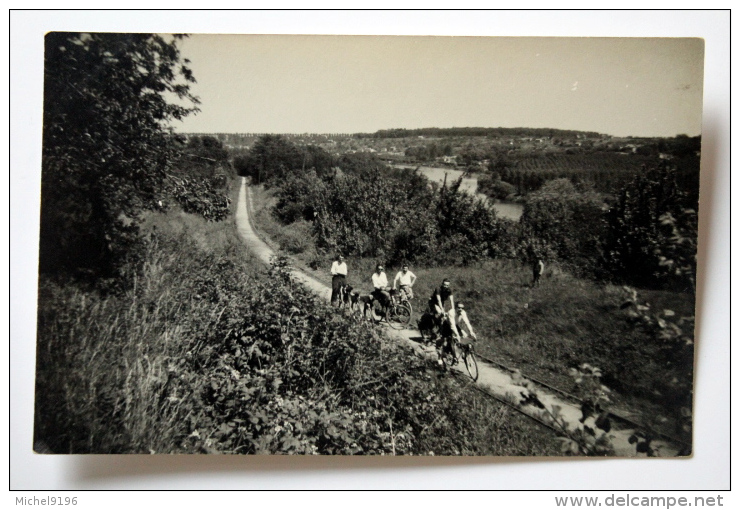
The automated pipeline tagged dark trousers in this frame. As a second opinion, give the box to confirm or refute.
[372,289,390,308]
[331,275,346,305]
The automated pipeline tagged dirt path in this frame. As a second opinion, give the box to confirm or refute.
[235,178,680,457]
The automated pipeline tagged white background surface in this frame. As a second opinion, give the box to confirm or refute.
[9,9,730,493]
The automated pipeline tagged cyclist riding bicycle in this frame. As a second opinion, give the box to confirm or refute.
[428,278,458,331]
[454,302,477,341]
[392,264,416,302]
[435,312,461,367]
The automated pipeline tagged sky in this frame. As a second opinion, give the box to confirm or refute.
[174,35,704,137]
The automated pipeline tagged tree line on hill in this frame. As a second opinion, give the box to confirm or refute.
[356,127,604,139]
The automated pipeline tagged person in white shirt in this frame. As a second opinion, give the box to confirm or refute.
[371,264,390,312]
[330,254,348,307]
[393,264,417,301]
[454,302,477,341]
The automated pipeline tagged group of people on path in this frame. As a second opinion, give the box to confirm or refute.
[329,254,477,344]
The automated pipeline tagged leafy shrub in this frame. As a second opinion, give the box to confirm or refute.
[619,286,694,442]
[602,165,698,289]
[520,179,607,275]
[170,176,231,221]
[272,162,509,267]
[276,220,316,254]
[478,175,516,200]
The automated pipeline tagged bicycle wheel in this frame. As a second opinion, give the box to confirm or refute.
[403,300,413,321]
[463,346,479,381]
[386,303,412,330]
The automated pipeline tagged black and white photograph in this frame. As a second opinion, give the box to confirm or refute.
[11,10,730,492]
[30,32,705,458]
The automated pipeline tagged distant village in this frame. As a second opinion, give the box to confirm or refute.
[180,130,697,170]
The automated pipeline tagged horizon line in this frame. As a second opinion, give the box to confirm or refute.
[170,126,701,139]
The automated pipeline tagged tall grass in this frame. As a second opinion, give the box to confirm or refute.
[34,204,261,453]
[388,259,692,417]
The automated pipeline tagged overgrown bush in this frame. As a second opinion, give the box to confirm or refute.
[478,175,516,200]
[270,153,511,267]
[170,176,231,222]
[602,165,698,290]
[519,179,607,276]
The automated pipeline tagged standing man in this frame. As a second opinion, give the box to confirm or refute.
[532,258,545,287]
[330,254,347,307]
[393,264,417,301]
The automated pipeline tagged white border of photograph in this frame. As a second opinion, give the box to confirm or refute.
[9,9,730,492]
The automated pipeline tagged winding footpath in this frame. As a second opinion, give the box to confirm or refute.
[235,178,681,457]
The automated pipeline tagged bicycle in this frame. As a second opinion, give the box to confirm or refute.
[437,334,479,381]
[385,299,412,330]
[370,289,412,330]
[394,286,414,318]
[387,288,413,330]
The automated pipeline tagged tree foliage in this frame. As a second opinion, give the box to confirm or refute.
[520,179,607,272]
[183,135,230,170]
[234,134,335,184]
[602,165,697,290]
[477,175,516,200]
[270,145,509,267]
[40,32,200,279]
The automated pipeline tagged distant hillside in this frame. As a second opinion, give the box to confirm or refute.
[356,127,606,139]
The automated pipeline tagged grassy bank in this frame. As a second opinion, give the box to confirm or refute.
[34,179,559,455]
[34,201,262,453]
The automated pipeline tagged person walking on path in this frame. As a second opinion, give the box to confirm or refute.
[330,254,348,307]
[393,264,417,301]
